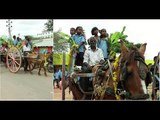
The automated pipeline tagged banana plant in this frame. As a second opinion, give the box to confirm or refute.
[108,26,128,58]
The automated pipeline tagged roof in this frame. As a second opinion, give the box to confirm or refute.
[33,38,53,47]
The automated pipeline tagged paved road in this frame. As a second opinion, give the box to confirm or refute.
[0,63,54,100]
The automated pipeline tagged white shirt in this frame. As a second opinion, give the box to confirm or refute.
[23,45,31,52]
[83,47,104,66]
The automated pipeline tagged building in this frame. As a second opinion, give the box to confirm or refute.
[33,38,53,54]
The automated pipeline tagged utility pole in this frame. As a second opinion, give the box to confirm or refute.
[6,19,12,39]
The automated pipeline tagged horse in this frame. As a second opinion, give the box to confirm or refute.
[115,40,152,100]
[26,52,51,76]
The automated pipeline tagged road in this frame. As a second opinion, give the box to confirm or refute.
[54,88,73,100]
[0,63,54,100]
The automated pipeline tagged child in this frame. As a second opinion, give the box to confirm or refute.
[53,66,61,89]
[70,27,76,37]
[71,26,86,66]
[88,27,99,45]
[97,28,109,61]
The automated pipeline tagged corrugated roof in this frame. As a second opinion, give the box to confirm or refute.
[34,38,53,47]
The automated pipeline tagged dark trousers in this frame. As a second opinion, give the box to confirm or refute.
[23,51,29,71]
[75,52,84,66]
[79,66,93,92]
[104,58,108,61]
[53,79,60,87]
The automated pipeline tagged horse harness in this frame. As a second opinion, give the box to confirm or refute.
[93,59,115,99]
[119,55,151,99]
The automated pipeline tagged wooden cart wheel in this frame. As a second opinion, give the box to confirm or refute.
[6,46,22,73]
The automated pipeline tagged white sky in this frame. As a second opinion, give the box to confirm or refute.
[0,19,48,39]
[54,19,160,60]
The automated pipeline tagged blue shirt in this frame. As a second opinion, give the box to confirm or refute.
[59,69,68,79]
[13,39,18,46]
[97,38,108,59]
[72,34,86,52]
[53,69,61,80]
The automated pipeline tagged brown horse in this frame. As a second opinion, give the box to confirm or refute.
[117,40,152,100]
[26,52,51,76]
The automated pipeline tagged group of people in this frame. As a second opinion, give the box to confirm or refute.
[70,26,109,70]
[53,26,110,89]
[12,35,22,46]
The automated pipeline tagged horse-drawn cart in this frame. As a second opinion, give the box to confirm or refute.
[5,45,51,77]
[61,40,153,101]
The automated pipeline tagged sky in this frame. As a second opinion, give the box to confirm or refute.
[0,19,48,39]
[54,19,160,60]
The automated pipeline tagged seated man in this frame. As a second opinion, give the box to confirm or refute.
[79,37,105,92]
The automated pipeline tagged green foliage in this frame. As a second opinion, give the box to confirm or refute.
[108,26,143,58]
[54,31,71,52]
[108,26,128,54]
[0,36,13,46]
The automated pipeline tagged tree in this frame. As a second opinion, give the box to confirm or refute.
[54,30,70,52]
[44,19,53,32]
